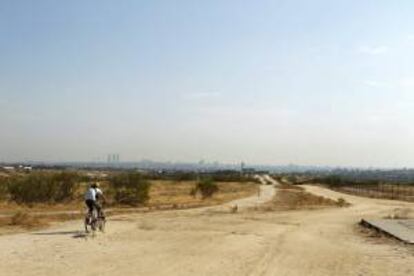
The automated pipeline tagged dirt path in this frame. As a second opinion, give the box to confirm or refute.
[210,183,275,212]
[1,183,413,276]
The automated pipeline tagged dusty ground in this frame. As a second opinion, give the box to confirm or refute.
[1,182,414,276]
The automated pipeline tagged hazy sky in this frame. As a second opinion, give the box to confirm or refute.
[2,1,414,167]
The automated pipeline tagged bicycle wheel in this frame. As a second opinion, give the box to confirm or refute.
[98,218,106,232]
[90,210,98,231]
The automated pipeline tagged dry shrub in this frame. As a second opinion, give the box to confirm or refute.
[7,172,79,204]
[0,177,9,201]
[109,172,151,206]
[193,178,219,199]
[336,197,350,207]
[230,204,238,213]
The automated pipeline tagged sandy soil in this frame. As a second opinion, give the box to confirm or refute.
[1,182,413,276]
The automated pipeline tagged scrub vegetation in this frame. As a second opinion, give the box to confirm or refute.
[0,170,258,230]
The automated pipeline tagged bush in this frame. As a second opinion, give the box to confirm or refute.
[7,172,79,204]
[171,172,197,182]
[51,172,80,202]
[109,173,151,206]
[209,171,249,182]
[0,177,9,200]
[336,197,350,207]
[285,175,297,184]
[193,178,219,199]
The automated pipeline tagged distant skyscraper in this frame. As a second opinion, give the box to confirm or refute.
[107,154,117,163]
[107,153,120,164]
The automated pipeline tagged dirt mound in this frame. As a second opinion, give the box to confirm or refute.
[259,185,350,211]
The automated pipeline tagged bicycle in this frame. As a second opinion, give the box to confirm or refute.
[84,206,106,233]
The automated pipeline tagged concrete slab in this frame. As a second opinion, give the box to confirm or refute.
[361,219,414,244]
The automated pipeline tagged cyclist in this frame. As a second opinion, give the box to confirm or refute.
[85,182,106,220]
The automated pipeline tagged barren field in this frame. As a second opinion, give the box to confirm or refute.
[1,182,414,276]
[0,180,258,230]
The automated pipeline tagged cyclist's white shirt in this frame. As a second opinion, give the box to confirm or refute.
[85,188,103,201]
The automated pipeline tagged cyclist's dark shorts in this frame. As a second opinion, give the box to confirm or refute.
[85,199,101,214]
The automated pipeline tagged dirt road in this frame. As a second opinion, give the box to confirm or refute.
[1,184,413,276]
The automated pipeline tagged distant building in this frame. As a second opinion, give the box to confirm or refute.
[107,153,120,164]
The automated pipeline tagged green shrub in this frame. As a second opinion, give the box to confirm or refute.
[170,172,197,182]
[109,173,151,206]
[0,177,9,200]
[51,172,80,202]
[194,178,219,199]
[285,175,297,184]
[7,172,79,204]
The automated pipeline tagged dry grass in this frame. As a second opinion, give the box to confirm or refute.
[9,211,48,228]
[0,211,49,230]
[0,180,258,212]
[0,172,10,178]
[0,201,84,212]
[0,180,258,233]
[148,180,258,208]
[259,185,350,211]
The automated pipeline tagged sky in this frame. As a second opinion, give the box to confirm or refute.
[2,1,414,167]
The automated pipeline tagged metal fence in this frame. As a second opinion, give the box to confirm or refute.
[332,183,414,202]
